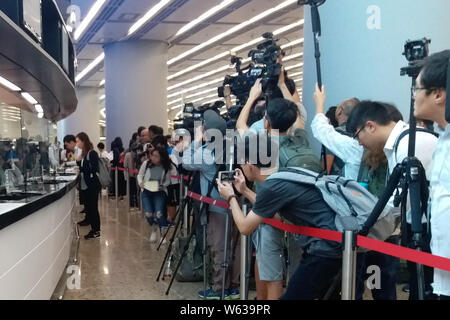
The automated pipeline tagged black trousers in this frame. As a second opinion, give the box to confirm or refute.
[129,176,138,207]
[85,187,101,232]
[79,187,85,206]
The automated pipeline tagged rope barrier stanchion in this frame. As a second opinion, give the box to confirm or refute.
[115,166,118,208]
[125,169,130,212]
[240,203,249,300]
[341,229,358,300]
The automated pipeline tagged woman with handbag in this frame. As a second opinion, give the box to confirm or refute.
[76,132,101,239]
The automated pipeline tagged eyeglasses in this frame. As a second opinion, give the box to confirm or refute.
[411,86,437,96]
[352,124,367,140]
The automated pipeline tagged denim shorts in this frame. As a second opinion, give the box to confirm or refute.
[252,223,285,281]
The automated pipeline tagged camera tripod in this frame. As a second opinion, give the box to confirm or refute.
[161,168,223,298]
[361,51,433,301]
[156,171,195,282]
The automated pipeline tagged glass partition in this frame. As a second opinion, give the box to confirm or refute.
[0,104,58,193]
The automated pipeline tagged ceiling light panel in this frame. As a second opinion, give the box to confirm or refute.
[167,20,303,81]
[0,75,21,91]
[74,0,107,41]
[128,0,174,36]
[174,0,238,39]
[167,0,298,66]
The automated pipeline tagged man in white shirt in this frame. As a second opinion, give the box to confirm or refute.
[346,100,439,300]
[312,84,362,179]
[97,142,112,162]
[413,49,450,300]
[61,135,82,167]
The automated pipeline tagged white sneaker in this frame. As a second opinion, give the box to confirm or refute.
[149,231,158,243]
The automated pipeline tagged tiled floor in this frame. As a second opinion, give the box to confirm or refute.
[62,193,409,300]
[63,195,209,300]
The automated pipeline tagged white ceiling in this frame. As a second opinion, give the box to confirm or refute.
[69,0,305,120]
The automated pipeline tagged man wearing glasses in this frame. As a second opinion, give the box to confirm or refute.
[413,50,450,300]
[346,100,438,300]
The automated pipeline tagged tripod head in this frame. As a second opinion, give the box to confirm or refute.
[298,0,326,6]
[400,38,431,79]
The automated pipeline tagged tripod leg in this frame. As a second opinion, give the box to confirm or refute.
[322,269,342,300]
[221,213,230,300]
[165,213,198,296]
[203,223,207,300]
[156,204,184,251]
[156,197,189,281]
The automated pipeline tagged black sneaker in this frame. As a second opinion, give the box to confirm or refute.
[84,231,100,239]
[77,220,90,226]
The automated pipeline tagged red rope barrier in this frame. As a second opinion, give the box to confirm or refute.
[183,190,450,273]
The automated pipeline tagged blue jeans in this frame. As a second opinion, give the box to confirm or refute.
[142,190,168,227]
[280,252,341,300]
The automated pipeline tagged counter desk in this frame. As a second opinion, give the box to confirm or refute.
[0,175,78,299]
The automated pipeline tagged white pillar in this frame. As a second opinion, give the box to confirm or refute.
[57,86,100,147]
[104,40,168,146]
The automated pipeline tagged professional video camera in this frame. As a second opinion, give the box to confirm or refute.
[401,38,431,78]
[218,32,282,104]
[173,101,225,137]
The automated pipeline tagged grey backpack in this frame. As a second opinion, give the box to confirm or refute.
[88,151,111,188]
[267,167,396,241]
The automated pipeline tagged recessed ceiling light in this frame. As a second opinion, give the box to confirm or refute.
[167,0,298,65]
[173,0,237,39]
[167,21,303,81]
[128,0,173,37]
[0,75,21,91]
[21,92,38,105]
[35,104,43,113]
[76,53,105,83]
[74,0,107,41]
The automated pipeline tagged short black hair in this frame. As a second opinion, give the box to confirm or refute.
[149,125,164,136]
[420,50,450,92]
[346,101,393,134]
[97,142,105,149]
[63,135,76,144]
[265,98,298,132]
[137,126,146,136]
[326,106,338,128]
[151,135,167,148]
[382,103,403,122]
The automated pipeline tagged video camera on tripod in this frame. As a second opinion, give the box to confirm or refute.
[217,32,283,104]
[173,101,226,137]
